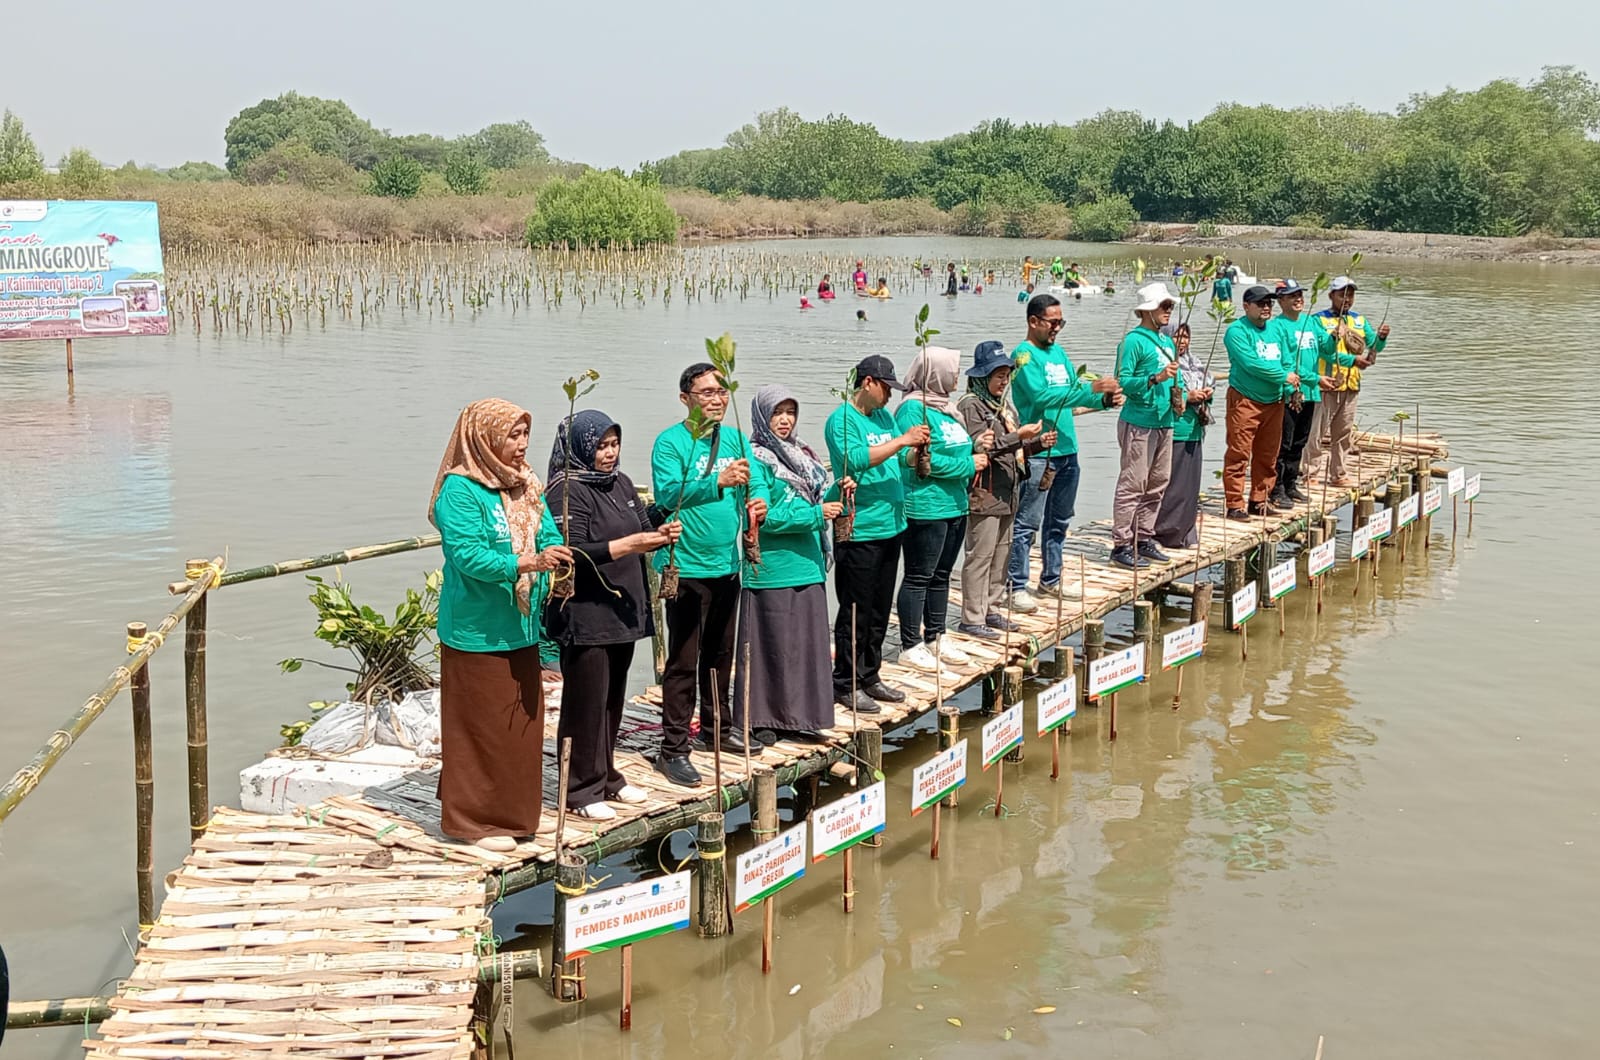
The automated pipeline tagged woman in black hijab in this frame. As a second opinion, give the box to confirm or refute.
[545,410,681,820]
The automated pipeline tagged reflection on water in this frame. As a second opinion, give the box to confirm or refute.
[2,237,1596,1059]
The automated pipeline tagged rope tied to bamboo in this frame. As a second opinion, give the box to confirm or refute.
[125,629,165,655]
[185,558,226,592]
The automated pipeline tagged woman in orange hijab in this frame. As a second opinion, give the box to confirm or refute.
[429,399,572,851]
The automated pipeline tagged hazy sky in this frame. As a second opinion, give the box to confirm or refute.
[6,1,1597,170]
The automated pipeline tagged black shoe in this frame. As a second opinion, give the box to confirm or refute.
[1285,484,1309,502]
[985,614,1020,632]
[1247,501,1266,516]
[863,681,906,703]
[957,622,1001,641]
[654,754,702,787]
[695,727,750,754]
[1110,545,1150,569]
[753,728,779,747]
[834,689,882,714]
[1136,540,1169,562]
[787,729,831,744]
[1267,494,1293,512]
[1227,508,1251,521]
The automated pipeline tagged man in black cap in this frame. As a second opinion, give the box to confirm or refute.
[1222,285,1297,518]
[823,355,931,711]
[1271,279,1368,506]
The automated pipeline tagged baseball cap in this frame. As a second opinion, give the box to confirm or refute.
[1274,279,1305,297]
[1241,285,1275,304]
[1329,275,1357,292]
[853,354,907,391]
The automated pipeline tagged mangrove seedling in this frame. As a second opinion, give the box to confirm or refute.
[910,303,939,477]
[278,570,441,704]
[706,331,761,566]
[657,405,712,600]
[830,367,860,543]
[549,368,601,602]
[1202,298,1237,374]
[1378,277,1401,328]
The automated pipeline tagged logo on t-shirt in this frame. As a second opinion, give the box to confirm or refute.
[694,454,739,477]
[938,420,969,445]
[1044,362,1071,387]
[865,430,893,445]
[490,505,511,541]
[1255,340,1282,361]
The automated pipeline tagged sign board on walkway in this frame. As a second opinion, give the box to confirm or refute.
[812,781,886,861]
[1230,583,1258,628]
[1036,678,1076,736]
[1465,474,1481,501]
[734,822,807,912]
[1161,621,1206,671]
[1308,539,1336,577]
[981,703,1024,770]
[911,741,967,816]
[1447,467,1465,495]
[1089,643,1146,700]
[0,200,169,341]
[1368,508,1393,541]
[1351,524,1371,560]
[1267,558,1297,600]
[565,871,691,959]
[1422,486,1442,516]
[1398,494,1419,528]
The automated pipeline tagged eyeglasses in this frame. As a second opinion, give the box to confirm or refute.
[1038,318,1064,330]
[1158,301,1176,311]
[689,387,729,400]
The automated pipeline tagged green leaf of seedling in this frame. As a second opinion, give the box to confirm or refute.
[918,303,930,324]
[874,769,885,782]
[279,658,303,673]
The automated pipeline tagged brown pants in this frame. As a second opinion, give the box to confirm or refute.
[1224,391,1284,509]
[1112,421,1172,547]
[961,512,1014,625]
[1304,390,1358,481]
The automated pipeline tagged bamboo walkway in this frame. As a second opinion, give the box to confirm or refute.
[86,432,1448,1058]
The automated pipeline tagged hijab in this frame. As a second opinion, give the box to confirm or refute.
[749,384,830,505]
[547,409,621,487]
[1174,332,1214,394]
[966,371,1019,432]
[902,345,961,414]
[429,398,544,615]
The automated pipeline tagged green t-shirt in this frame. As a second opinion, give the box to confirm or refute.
[746,459,826,590]
[650,421,768,579]
[433,475,562,653]
[1223,318,1290,404]
[823,401,905,542]
[894,401,975,520]
[1009,340,1107,457]
[1212,277,1233,302]
[1273,313,1353,403]
[1115,326,1185,430]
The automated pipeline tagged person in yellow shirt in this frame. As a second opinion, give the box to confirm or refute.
[1303,276,1391,487]
[1022,256,1038,286]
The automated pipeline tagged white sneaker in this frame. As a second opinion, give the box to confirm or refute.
[900,642,940,672]
[1036,580,1082,600]
[1008,590,1040,613]
[935,637,971,665]
[572,802,618,821]
[612,784,649,806]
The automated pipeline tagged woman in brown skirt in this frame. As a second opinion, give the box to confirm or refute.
[429,399,572,852]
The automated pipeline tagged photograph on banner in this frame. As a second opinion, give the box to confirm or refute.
[1398,493,1419,527]
[1351,524,1372,559]
[1230,582,1258,628]
[734,822,807,912]
[981,703,1024,770]
[1036,678,1076,737]
[0,200,169,341]
[1161,622,1206,671]
[1267,558,1297,600]
[1369,508,1393,541]
[1089,643,1145,701]
[1423,486,1442,516]
[1308,539,1337,577]
[812,781,886,862]
[1465,474,1481,501]
[565,871,692,960]
[1448,467,1466,495]
[911,741,968,815]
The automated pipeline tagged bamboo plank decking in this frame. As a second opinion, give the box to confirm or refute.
[86,432,1446,1058]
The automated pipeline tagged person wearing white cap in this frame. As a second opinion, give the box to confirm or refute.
[1110,282,1186,568]
[1304,276,1390,487]
[1269,279,1364,506]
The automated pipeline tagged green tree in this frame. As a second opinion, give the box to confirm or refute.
[1070,194,1139,242]
[386,132,452,171]
[0,109,45,184]
[443,151,489,195]
[165,160,230,182]
[224,92,384,173]
[525,171,678,247]
[58,148,110,196]
[459,120,548,169]
[369,155,424,198]
[237,138,362,192]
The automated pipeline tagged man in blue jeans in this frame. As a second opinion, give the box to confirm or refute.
[1007,293,1122,608]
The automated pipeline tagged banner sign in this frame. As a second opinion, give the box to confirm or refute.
[1398,494,1419,528]
[734,822,807,912]
[1447,467,1465,496]
[1267,558,1297,600]
[1369,508,1393,541]
[812,781,886,861]
[1089,643,1145,700]
[1161,621,1206,671]
[1230,582,1258,628]
[1351,524,1371,560]
[1308,539,1336,577]
[1465,474,1481,501]
[911,741,968,815]
[1036,678,1076,736]
[981,703,1024,770]
[565,871,691,959]
[1422,486,1442,516]
[0,200,168,341]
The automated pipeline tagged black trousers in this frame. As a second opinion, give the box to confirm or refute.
[833,532,903,697]
[661,574,739,756]
[1277,401,1317,494]
[897,516,967,648]
[557,641,635,807]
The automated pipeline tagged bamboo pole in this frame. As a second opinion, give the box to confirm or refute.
[696,812,728,937]
[751,765,779,974]
[183,559,211,841]
[1133,601,1155,674]
[620,945,634,1030]
[0,555,220,826]
[127,623,155,933]
[550,852,587,1002]
[1082,619,1105,709]
[1190,582,1214,627]
[857,725,882,847]
[167,536,442,595]
[65,337,74,379]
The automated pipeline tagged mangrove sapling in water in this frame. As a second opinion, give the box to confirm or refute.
[706,332,761,567]
[549,369,602,602]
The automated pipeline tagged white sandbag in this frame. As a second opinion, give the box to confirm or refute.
[299,701,377,755]
[377,689,441,752]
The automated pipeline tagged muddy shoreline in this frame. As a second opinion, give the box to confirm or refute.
[1121,222,1600,267]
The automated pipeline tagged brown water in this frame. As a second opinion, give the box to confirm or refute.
[2,238,1595,1058]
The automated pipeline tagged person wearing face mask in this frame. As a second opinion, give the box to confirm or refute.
[545,410,681,820]
[1222,286,1298,519]
[429,399,573,852]
[649,364,770,787]
[733,385,841,745]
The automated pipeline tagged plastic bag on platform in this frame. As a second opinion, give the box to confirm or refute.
[377,689,441,757]
[299,701,377,755]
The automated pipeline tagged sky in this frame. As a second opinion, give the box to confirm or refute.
[4,0,1598,170]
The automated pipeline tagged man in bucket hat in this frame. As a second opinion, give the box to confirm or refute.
[1304,276,1390,487]
[1222,286,1297,518]
[1110,282,1186,568]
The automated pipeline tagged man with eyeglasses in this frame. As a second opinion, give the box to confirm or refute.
[1270,279,1369,507]
[824,354,930,712]
[1110,283,1185,569]
[1006,293,1123,607]
[649,362,771,787]
[1304,276,1390,488]
[1222,286,1297,519]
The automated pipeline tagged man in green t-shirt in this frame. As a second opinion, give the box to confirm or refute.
[1221,286,1298,517]
[824,354,929,712]
[649,363,771,786]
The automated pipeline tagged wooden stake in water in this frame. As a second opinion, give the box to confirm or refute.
[932,664,945,857]
[741,641,753,782]
[1241,617,1249,662]
[1109,691,1119,742]
[1173,665,1184,711]
[554,738,572,866]
[620,944,633,1030]
[65,337,75,380]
